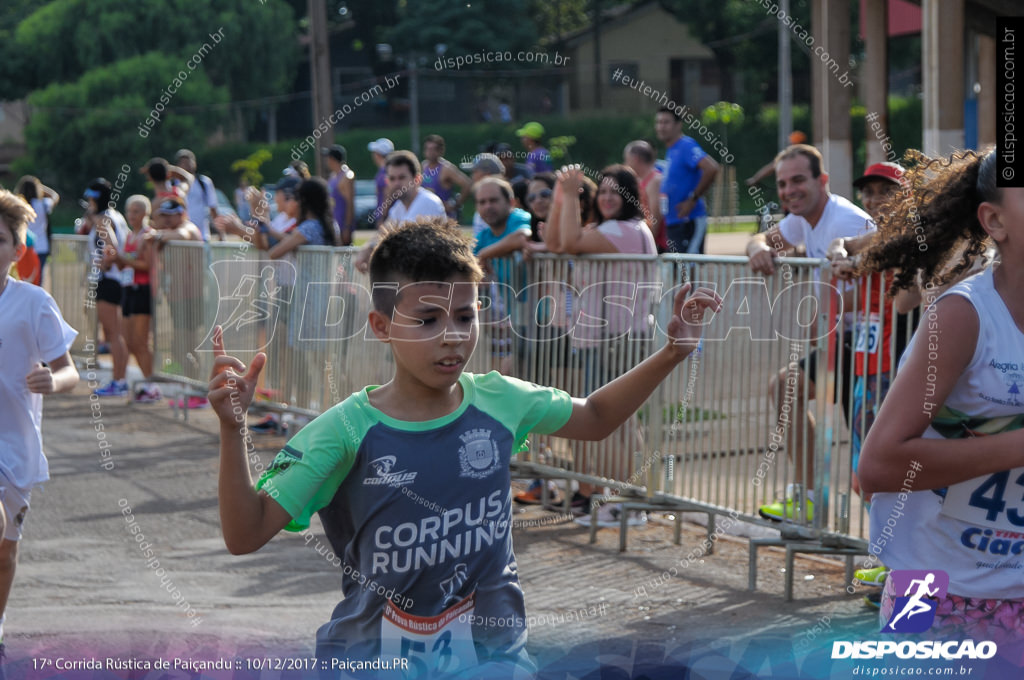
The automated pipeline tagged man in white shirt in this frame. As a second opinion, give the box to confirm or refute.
[384,151,446,223]
[354,151,447,274]
[745,144,874,523]
[175,149,219,242]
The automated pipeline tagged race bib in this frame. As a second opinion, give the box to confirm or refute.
[941,467,1024,532]
[120,267,135,287]
[854,314,881,355]
[381,592,478,679]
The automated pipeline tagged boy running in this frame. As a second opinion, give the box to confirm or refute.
[210,218,720,676]
[0,190,79,658]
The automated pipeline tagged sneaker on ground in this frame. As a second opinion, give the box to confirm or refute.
[758,497,815,522]
[133,383,163,403]
[93,380,129,397]
[574,503,647,528]
[514,480,561,505]
[854,565,889,586]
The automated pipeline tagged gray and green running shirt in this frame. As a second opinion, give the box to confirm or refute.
[258,371,573,665]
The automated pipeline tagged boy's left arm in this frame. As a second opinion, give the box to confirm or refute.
[553,284,721,441]
[26,352,79,394]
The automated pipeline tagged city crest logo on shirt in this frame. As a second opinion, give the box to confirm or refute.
[882,570,949,634]
[364,456,417,487]
[458,429,500,479]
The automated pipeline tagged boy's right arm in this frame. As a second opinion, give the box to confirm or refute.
[208,327,292,554]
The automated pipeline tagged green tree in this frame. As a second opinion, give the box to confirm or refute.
[385,0,538,62]
[658,0,813,106]
[21,52,228,192]
[10,0,298,103]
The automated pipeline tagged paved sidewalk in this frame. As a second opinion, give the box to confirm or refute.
[10,380,882,678]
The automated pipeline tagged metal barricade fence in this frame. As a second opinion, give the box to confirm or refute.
[50,235,97,358]
[50,237,925,588]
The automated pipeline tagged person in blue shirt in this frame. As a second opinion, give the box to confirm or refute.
[472,177,532,375]
[655,106,720,254]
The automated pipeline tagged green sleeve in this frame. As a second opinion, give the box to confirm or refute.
[256,398,370,531]
[472,372,574,453]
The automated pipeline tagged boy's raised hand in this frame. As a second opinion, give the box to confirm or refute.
[664,283,722,359]
[208,326,266,426]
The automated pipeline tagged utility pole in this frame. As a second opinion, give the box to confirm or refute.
[778,0,792,151]
[309,0,333,177]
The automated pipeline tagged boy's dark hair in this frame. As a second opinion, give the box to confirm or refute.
[370,217,484,313]
[0,189,34,247]
[774,144,825,178]
[657,106,682,123]
[385,150,421,177]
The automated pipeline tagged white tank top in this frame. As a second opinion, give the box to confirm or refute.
[870,265,1024,598]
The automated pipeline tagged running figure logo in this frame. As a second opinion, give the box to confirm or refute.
[200,260,295,352]
[882,570,949,633]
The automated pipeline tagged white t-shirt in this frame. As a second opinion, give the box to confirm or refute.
[28,197,54,255]
[871,266,1024,598]
[187,175,218,241]
[87,210,130,283]
[386,189,446,223]
[0,277,78,489]
[778,193,874,258]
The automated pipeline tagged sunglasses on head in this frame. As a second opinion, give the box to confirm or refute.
[527,189,553,203]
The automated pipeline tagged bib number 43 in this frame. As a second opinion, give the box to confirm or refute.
[943,468,1024,531]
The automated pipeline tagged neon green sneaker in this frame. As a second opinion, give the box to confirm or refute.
[854,565,889,586]
[758,497,814,522]
[863,590,882,609]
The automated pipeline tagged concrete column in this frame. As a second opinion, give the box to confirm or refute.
[922,0,965,155]
[811,0,854,199]
[978,33,997,149]
[862,0,889,165]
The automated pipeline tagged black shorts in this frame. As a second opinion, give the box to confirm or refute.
[122,284,153,317]
[797,330,854,420]
[96,278,123,306]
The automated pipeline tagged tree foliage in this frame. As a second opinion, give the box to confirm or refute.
[10,0,298,102]
[657,0,813,105]
[385,0,538,63]
[21,52,228,191]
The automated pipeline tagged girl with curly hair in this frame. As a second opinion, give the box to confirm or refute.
[859,148,1024,647]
